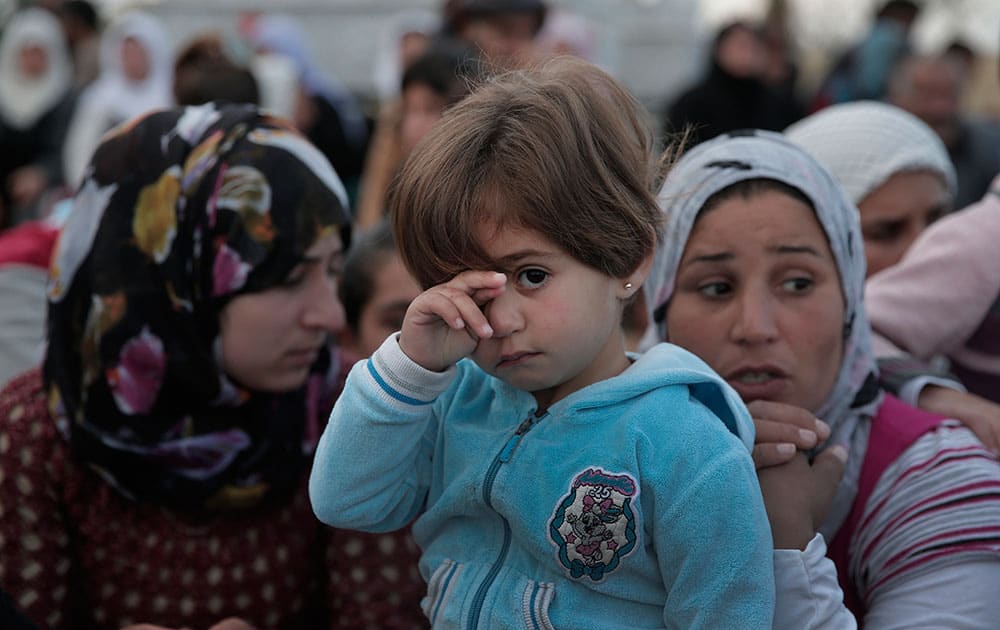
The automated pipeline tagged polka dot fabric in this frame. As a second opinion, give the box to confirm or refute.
[0,370,428,629]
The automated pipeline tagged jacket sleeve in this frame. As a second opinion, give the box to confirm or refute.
[650,398,776,629]
[309,334,456,533]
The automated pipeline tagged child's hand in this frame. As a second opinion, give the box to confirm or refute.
[398,270,506,372]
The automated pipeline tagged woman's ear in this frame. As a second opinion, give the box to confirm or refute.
[617,250,655,301]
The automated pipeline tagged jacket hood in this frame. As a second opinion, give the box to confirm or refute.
[493,342,754,451]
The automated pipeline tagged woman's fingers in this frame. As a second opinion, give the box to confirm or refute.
[748,400,830,444]
[754,417,819,450]
[753,442,798,469]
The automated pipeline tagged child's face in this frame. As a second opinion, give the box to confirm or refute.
[469,224,635,410]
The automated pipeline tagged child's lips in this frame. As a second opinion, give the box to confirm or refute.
[496,351,540,369]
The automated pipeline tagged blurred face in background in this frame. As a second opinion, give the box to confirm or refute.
[17,44,49,79]
[459,13,539,66]
[857,169,949,276]
[890,58,963,145]
[121,36,150,81]
[400,81,450,156]
[715,24,766,79]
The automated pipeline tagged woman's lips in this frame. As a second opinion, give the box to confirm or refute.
[726,367,788,402]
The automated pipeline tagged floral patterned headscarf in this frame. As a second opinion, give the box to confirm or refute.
[44,103,351,512]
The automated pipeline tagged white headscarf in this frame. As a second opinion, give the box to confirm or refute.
[89,10,174,124]
[647,130,882,538]
[784,100,956,205]
[0,8,73,130]
[62,11,175,188]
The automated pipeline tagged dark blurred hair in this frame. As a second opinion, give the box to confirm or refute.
[173,34,259,106]
[59,0,99,30]
[401,41,481,104]
[442,0,548,37]
[340,221,398,334]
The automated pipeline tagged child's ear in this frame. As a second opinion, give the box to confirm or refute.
[618,251,655,300]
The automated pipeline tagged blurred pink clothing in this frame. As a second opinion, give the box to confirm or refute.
[866,174,1000,402]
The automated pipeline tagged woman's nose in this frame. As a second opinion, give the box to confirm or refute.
[730,290,778,345]
[301,274,345,334]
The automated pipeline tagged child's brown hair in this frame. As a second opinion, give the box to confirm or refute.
[388,56,661,289]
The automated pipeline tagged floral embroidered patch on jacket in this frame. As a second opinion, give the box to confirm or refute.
[549,468,638,581]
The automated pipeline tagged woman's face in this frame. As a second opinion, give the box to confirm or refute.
[666,189,845,412]
[17,44,49,79]
[120,36,150,81]
[857,170,949,277]
[219,230,346,392]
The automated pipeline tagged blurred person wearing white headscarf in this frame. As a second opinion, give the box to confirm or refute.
[785,100,955,278]
[61,10,174,189]
[0,7,76,228]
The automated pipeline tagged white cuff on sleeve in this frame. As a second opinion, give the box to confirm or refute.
[367,332,458,404]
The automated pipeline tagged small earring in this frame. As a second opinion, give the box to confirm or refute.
[624,282,633,291]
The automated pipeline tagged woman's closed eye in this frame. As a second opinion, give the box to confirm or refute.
[516,267,549,289]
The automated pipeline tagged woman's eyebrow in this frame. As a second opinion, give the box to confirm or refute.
[771,244,822,257]
[688,251,734,264]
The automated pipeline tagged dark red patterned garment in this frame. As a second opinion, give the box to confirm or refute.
[0,369,428,629]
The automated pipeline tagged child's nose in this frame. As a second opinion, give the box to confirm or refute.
[483,285,523,338]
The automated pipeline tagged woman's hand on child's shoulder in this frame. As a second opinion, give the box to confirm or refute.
[398,270,506,372]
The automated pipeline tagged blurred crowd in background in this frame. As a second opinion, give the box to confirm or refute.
[1,0,1000,628]
[1,0,999,231]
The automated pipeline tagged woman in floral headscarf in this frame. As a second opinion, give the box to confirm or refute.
[648,130,1000,628]
[0,103,357,628]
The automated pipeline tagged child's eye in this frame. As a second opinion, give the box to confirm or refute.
[698,281,731,298]
[782,277,813,293]
[516,268,549,289]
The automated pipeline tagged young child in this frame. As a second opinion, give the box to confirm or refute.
[309,57,774,629]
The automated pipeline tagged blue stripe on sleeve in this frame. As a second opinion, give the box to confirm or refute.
[366,359,435,406]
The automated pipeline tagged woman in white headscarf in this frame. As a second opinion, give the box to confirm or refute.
[62,10,174,189]
[785,100,956,278]
[786,100,1000,437]
[0,7,76,226]
[649,129,1000,628]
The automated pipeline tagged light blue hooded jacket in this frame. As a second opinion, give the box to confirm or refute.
[310,335,774,629]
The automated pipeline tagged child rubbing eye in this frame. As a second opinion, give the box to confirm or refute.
[309,57,775,629]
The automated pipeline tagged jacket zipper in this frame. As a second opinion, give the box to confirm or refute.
[466,412,546,629]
